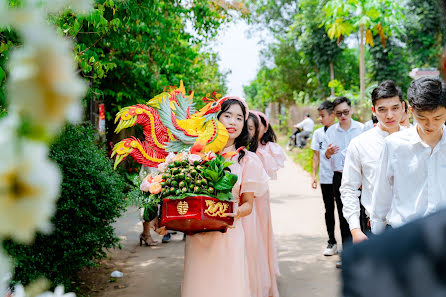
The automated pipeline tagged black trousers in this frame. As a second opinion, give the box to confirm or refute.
[321,184,337,244]
[333,172,353,244]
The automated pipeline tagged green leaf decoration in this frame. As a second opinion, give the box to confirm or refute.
[216,191,233,202]
[203,169,219,182]
[214,172,238,191]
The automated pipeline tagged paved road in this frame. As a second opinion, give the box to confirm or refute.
[89,156,342,297]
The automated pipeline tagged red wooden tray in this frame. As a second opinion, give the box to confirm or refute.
[161,195,234,235]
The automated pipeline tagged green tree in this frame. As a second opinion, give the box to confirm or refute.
[321,0,404,101]
[404,0,446,68]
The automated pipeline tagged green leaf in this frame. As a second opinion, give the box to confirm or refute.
[216,191,233,201]
[214,172,238,191]
[203,169,219,182]
[0,67,5,83]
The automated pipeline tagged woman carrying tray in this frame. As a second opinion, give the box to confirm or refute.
[179,97,269,297]
[247,111,285,297]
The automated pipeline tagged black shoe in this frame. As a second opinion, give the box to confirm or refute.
[336,260,342,269]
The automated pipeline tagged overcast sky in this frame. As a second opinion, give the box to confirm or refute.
[212,20,265,97]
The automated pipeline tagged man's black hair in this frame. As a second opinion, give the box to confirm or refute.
[407,77,446,112]
[371,80,404,106]
[332,96,351,108]
[403,100,408,113]
[317,100,334,114]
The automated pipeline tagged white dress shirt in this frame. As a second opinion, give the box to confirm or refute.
[371,125,446,234]
[295,117,315,132]
[310,126,333,184]
[323,120,364,172]
[362,120,375,132]
[340,126,397,230]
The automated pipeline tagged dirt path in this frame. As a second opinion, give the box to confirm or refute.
[80,156,342,297]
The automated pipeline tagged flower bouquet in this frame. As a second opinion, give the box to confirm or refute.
[140,151,238,234]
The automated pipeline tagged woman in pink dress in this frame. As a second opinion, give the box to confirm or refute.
[247,111,286,297]
[181,98,269,297]
[242,112,272,297]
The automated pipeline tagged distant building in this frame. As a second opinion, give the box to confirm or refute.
[409,68,440,79]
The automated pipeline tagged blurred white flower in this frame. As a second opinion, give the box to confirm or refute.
[140,179,151,192]
[0,251,12,297]
[6,24,87,136]
[188,154,201,165]
[157,162,168,173]
[0,117,61,243]
[12,284,75,297]
[166,153,176,164]
[38,285,75,297]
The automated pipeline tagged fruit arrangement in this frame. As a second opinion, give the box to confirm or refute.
[140,151,238,217]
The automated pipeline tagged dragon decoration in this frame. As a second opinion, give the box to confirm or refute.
[111,82,229,169]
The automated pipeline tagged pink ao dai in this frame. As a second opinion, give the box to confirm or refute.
[181,147,269,297]
[252,142,286,297]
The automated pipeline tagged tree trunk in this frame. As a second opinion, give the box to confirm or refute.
[329,61,335,97]
[359,24,365,102]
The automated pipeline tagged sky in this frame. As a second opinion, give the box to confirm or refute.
[212,20,265,97]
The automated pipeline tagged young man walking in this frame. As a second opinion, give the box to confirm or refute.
[340,81,405,244]
[324,97,364,247]
[310,100,337,256]
[371,77,446,234]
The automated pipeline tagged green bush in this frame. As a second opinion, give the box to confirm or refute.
[3,124,126,289]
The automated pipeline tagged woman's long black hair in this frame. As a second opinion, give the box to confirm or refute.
[247,112,259,153]
[217,99,250,162]
[259,115,277,145]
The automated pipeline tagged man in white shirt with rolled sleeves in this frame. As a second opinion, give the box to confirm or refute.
[323,96,364,245]
[371,77,446,234]
[340,80,406,244]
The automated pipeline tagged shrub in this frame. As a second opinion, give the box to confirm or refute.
[3,124,126,289]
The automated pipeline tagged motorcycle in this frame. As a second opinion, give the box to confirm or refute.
[286,127,312,151]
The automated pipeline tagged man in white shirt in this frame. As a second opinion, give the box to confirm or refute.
[310,100,337,256]
[371,77,446,234]
[340,80,405,244]
[293,114,315,147]
[323,97,364,246]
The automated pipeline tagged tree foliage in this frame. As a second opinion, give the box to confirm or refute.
[1,0,244,139]
[245,0,444,109]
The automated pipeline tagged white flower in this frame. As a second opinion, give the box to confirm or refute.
[6,24,87,136]
[157,162,168,173]
[188,154,202,165]
[165,152,176,164]
[12,285,75,297]
[0,251,12,297]
[140,179,151,192]
[0,117,61,243]
[37,285,75,297]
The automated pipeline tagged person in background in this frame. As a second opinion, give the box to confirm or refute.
[310,101,338,256]
[323,96,364,268]
[399,100,411,128]
[293,113,315,147]
[362,115,378,132]
[340,80,405,245]
[371,77,446,234]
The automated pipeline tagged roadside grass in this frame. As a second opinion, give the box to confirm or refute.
[277,134,313,175]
